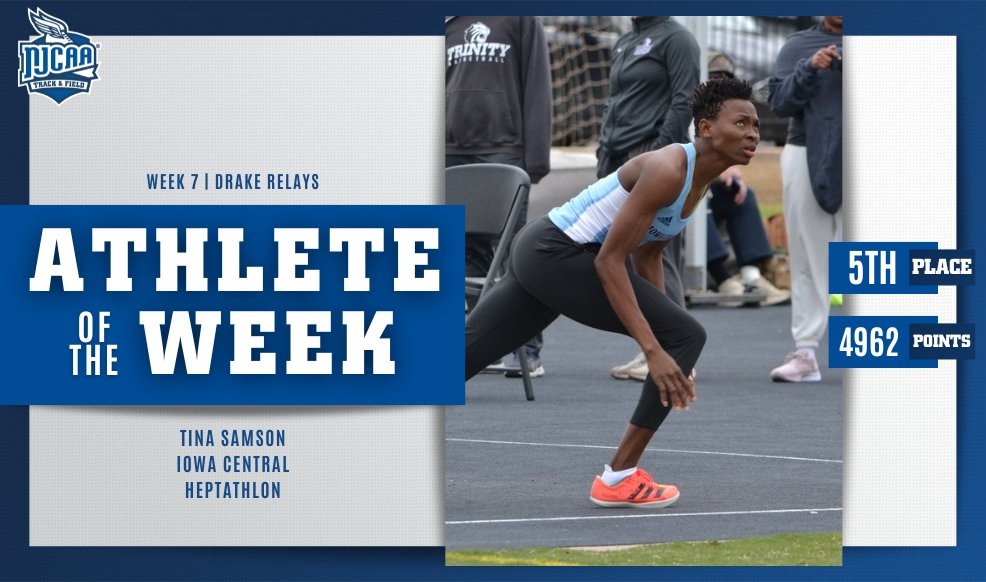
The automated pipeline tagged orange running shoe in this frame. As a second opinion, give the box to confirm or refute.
[589,469,680,508]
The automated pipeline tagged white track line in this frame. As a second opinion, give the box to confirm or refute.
[447,507,842,526]
[446,437,842,464]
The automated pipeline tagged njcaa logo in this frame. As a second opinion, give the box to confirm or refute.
[446,21,512,66]
[18,8,99,105]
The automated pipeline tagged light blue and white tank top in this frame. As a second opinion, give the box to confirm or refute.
[548,142,699,246]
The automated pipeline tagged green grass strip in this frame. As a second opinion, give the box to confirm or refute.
[760,202,784,220]
[446,532,842,567]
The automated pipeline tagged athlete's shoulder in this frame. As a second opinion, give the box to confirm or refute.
[639,144,689,177]
[623,144,688,206]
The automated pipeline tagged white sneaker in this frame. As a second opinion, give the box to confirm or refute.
[503,353,545,378]
[610,352,648,381]
[716,274,747,307]
[770,350,821,382]
[752,277,791,307]
[482,358,508,374]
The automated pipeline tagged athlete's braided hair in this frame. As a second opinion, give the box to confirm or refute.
[690,77,753,136]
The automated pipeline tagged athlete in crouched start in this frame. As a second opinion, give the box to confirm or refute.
[465,78,760,507]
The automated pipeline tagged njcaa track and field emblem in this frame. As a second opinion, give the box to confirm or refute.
[18,8,99,104]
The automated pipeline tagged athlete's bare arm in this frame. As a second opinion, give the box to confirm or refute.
[595,147,696,409]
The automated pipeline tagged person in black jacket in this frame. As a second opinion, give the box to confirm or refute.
[603,18,706,381]
[596,17,699,176]
[595,16,699,310]
[767,16,843,383]
[446,16,553,376]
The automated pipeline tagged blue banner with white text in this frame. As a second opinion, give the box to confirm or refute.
[0,205,464,404]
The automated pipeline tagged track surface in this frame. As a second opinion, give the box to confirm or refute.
[446,304,842,550]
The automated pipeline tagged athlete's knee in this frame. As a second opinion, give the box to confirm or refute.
[655,310,706,350]
[681,314,707,353]
[693,318,707,348]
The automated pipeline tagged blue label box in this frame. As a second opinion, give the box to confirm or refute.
[908,249,975,286]
[829,316,938,368]
[829,242,938,294]
[910,323,975,360]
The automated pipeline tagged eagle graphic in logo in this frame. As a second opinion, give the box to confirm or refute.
[18,8,100,104]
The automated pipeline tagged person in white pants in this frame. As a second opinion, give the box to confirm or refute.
[767,16,843,382]
[773,144,843,381]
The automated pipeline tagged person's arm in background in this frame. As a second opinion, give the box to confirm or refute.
[653,28,700,148]
[520,16,552,184]
[719,165,748,205]
[768,37,840,118]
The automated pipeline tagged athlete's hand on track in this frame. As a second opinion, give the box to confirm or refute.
[646,350,697,410]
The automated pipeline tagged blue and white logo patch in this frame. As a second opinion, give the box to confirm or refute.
[18,8,99,105]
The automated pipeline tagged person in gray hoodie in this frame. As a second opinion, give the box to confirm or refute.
[767,16,843,382]
[445,17,552,183]
[446,16,552,376]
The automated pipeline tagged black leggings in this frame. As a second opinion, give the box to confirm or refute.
[465,218,707,430]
